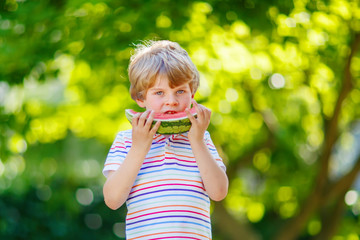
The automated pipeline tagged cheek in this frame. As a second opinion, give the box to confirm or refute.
[147,96,163,109]
[182,96,193,108]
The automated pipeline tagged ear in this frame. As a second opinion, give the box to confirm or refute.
[136,98,146,108]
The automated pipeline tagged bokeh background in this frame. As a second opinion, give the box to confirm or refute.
[1,0,360,239]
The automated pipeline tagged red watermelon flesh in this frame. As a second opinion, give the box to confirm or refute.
[126,107,196,120]
[125,107,197,134]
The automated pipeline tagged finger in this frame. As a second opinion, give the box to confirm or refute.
[205,110,211,125]
[194,103,205,120]
[185,108,197,123]
[138,110,150,125]
[150,120,161,134]
[201,107,211,126]
[145,110,155,129]
[191,99,197,107]
[132,113,141,126]
[203,106,211,120]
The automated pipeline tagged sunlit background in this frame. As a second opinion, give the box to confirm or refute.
[1,0,360,239]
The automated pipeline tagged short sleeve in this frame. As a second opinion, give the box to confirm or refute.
[204,131,226,172]
[102,130,132,178]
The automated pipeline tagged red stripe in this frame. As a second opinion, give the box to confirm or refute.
[130,183,205,195]
[126,209,210,221]
[128,231,210,240]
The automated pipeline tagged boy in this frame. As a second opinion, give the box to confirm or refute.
[103,40,228,240]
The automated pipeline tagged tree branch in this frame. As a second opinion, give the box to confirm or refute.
[318,32,360,184]
[324,154,360,202]
[315,191,346,240]
[274,32,360,240]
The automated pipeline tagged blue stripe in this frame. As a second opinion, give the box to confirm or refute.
[128,188,207,201]
[170,145,193,151]
[168,138,191,146]
[127,194,209,207]
[108,150,128,154]
[138,168,200,176]
[127,215,210,227]
[152,140,166,145]
[107,153,126,158]
[150,144,165,150]
[141,162,197,171]
[127,220,211,231]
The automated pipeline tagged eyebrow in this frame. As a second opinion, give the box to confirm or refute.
[149,84,188,92]
[148,88,164,92]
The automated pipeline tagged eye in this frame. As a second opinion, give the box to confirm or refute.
[177,90,184,94]
[155,91,163,96]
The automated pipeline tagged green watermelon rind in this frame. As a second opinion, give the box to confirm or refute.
[125,109,197,135]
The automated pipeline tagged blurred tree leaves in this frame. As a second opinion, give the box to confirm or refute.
[1,0,360,239]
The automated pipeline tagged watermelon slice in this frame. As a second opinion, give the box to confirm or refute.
[125,108,197,135]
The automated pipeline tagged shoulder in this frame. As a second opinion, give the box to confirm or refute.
[114,129,132,140]
[116,129,132,135]
[204,130,211,139]
[203,131,217,146]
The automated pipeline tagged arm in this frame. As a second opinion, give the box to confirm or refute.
[103,110,161,210]
[186,101,228,201]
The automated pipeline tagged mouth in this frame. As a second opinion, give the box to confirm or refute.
[164,111,178,114]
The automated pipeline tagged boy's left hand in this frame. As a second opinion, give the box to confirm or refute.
[185,100,211,142]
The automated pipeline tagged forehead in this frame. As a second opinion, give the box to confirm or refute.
[151,75,190,89]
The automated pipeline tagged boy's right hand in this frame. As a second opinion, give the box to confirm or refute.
[131,110,161,152]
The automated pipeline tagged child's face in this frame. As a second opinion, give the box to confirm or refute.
[136,75,193,114]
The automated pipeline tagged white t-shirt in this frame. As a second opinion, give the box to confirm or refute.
[103,130,226,240]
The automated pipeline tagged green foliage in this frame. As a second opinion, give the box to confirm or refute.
[1,0,360,239]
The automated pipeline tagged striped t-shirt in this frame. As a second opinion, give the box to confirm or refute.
[103,130,225,240]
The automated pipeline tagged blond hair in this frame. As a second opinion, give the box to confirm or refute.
[128,40,200,100]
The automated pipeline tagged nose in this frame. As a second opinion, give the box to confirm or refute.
[165,94,178,106]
